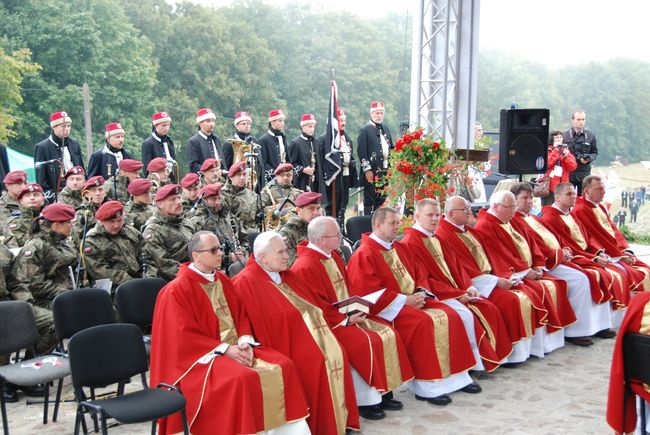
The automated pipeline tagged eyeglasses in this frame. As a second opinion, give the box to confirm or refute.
[322,233,343,239]
[450,207,470,212]
[196,245,225,254]
[497,203,516,209]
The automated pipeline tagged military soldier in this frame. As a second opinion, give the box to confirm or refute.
[146,157,171,193]
[0,170,27,218]
[221,161,261,235]
[142,184,195,281]
[180,172,201,213]
[7,203,77,354]
[261,163,303,228]
[6,183,46,247]
[278,191,323,266]
[288,114,318,192]
[200,158,225,185]
[259,109,289,182]
[73,176,107,244]
[187,108,224,173]
[58,166,85,210]
[106,159,142,202]
[124,178,155,231]
[84,201,144,291]
[190,183,248,267]
[142,111,177,181]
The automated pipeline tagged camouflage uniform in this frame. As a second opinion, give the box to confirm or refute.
[84,222,144,290]
[261,179,302,230]
[221,181,261,235]
[58,187,84,210]
[0,191,19,218]
[7,227,77,353]
[182,195,197,216]
[278,214,308,266]
[190,206,249,252]
[142,209,195,281]
[104,175,130,203]
[5,206,40,247]
[72,202,102,245]
[124,201,155,232]
[0,244,12,300]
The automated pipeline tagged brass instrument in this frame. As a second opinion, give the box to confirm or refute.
[230,139,258,190]
[147,172,162,197]
[262,190,294,230]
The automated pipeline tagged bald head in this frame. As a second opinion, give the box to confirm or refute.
[444,196,471,226]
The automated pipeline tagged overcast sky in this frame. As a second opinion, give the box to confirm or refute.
[194,0,650,68]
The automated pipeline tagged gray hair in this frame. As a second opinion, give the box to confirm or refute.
[489,190,514,208]
[444,195,466,215]
[253,231,283,258]
[308,216,338,243]
[188,231,217,258]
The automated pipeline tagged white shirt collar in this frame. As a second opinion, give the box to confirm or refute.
[552,203,571,215]
[370,232,393,249]
[447,219,466,232]
[585,197,600,207]
[306,242,331,258]
[411,222,433,237]
[256,259,282,284]
[198,130,210,140]
[189,263,216,283]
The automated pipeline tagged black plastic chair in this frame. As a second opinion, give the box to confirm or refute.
[247,232,260,253]
[0,301,70,435]
[228,261,246,278]
[68,323,189,435]
[115,278,166,336]
[623,333,650,434]
[345,216,372,244]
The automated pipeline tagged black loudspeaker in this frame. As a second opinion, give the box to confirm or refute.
[499,109,549,174]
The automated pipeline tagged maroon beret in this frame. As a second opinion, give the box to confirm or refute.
[95,200,125,221]
[155,183,181,201]
[3,170,27,185]
[64,166,85,179]
[120,159,143,173]
[200,158,220,172]
[295,192,322,208]
[41,203,75,222]
[147,157,168,173]
[17,183,44,200]
[127,178,152,196]
[83,176,105,191]
[274,163,294,175]
[200,183,222,198]
[181,172,200,189]
[228,161,247,178]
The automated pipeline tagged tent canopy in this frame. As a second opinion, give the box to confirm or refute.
[7,147,36,182]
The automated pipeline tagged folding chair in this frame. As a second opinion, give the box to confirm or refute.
[69,323,188,435]
[623,333,650,435]
[0,301,70,435]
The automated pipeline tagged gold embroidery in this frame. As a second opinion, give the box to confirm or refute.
[592,207,616,239]
[539,279,558,311]
[422,308,451,378]
[422,237,458,287]
[201,280,237,345]
[380,249,415,294]
[524,216,561,249]
[560,215,588,250]
[512,291,534,339]
[457,232,492,274]
[501,222,532,267]
[253,359,287,430]
[321,258,350,300]
[360,319,405,390]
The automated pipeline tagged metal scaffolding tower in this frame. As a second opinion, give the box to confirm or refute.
[409,0,480,151]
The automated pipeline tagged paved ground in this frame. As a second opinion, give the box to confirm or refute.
[7,244,650,434]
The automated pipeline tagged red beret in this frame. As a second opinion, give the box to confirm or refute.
[83,176,105,191]
[64,166,85,179]
[155,183,181,201]
[95,200,124,221]
[41,203,75,222]
[3,170,27,185]
[181,173,200,189]
[228,161,247,178]
[119,159,143,173]
[127,178,152,196]
[200,183,222,198]
[200,158,220,172]
[274,163,294,175]
[147,157,168,173]
[295,192,322,208]
[17,183,44,200]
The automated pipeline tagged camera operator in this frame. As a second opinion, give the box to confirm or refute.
[563,110,597,195]
[538,130,577,205]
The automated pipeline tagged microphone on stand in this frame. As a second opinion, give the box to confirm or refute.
[189,192,205,215]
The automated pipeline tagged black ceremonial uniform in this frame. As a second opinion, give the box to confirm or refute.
[258,128,288,183]
[563,127,598,195]
[141,131,177,181]
[186,130,224,173]
[34,135,85,201]
[87,145,133,180]
[288,133,317,192]
[357,121,393,215]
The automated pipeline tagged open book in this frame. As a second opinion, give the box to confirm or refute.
[332,289,385,316]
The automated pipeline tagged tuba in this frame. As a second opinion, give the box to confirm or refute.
[230,139,258,190]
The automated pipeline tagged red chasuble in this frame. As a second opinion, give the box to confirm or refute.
[400,227,513,371]
[292,243,414,393]
[540,205,631,308]
[511,211,612,304]
[150,264,309,435]
[573,196,650,291]
[232,258,360,435]
[473,211,576,332]
[607,292,650,434]
[346,233,475,381]
[435,217,544,343]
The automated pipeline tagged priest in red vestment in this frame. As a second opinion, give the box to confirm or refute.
[510,182,613,346]
[573,175,650,291]
[233,231,360,435]
[400,199,513,372]
[607,292,650,434]
[292,216,414,421]
[150,231,310,435]
[346,207,478,407]
[474,190,577,355]
[540,182,630,327]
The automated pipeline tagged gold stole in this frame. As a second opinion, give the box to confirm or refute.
[592,206,616,239]
[422,237,458,287]
[200,281,286,431]
[560,214,588,250]
[274,282,348,434]
[500,222,532,267]
[321,257,405,390]
[457,231,492,274]
[380,249,415,294]
[524,216,561,250]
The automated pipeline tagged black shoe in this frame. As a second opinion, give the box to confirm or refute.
[17,383,45,397]
[358,404,386,420]
[566,336,594,346]
[415,393,452,406]
[501,362,522,369]
[595,329,617,339]
[2,385,18,403]
[380,393,403,411]
[461,382,482,394]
